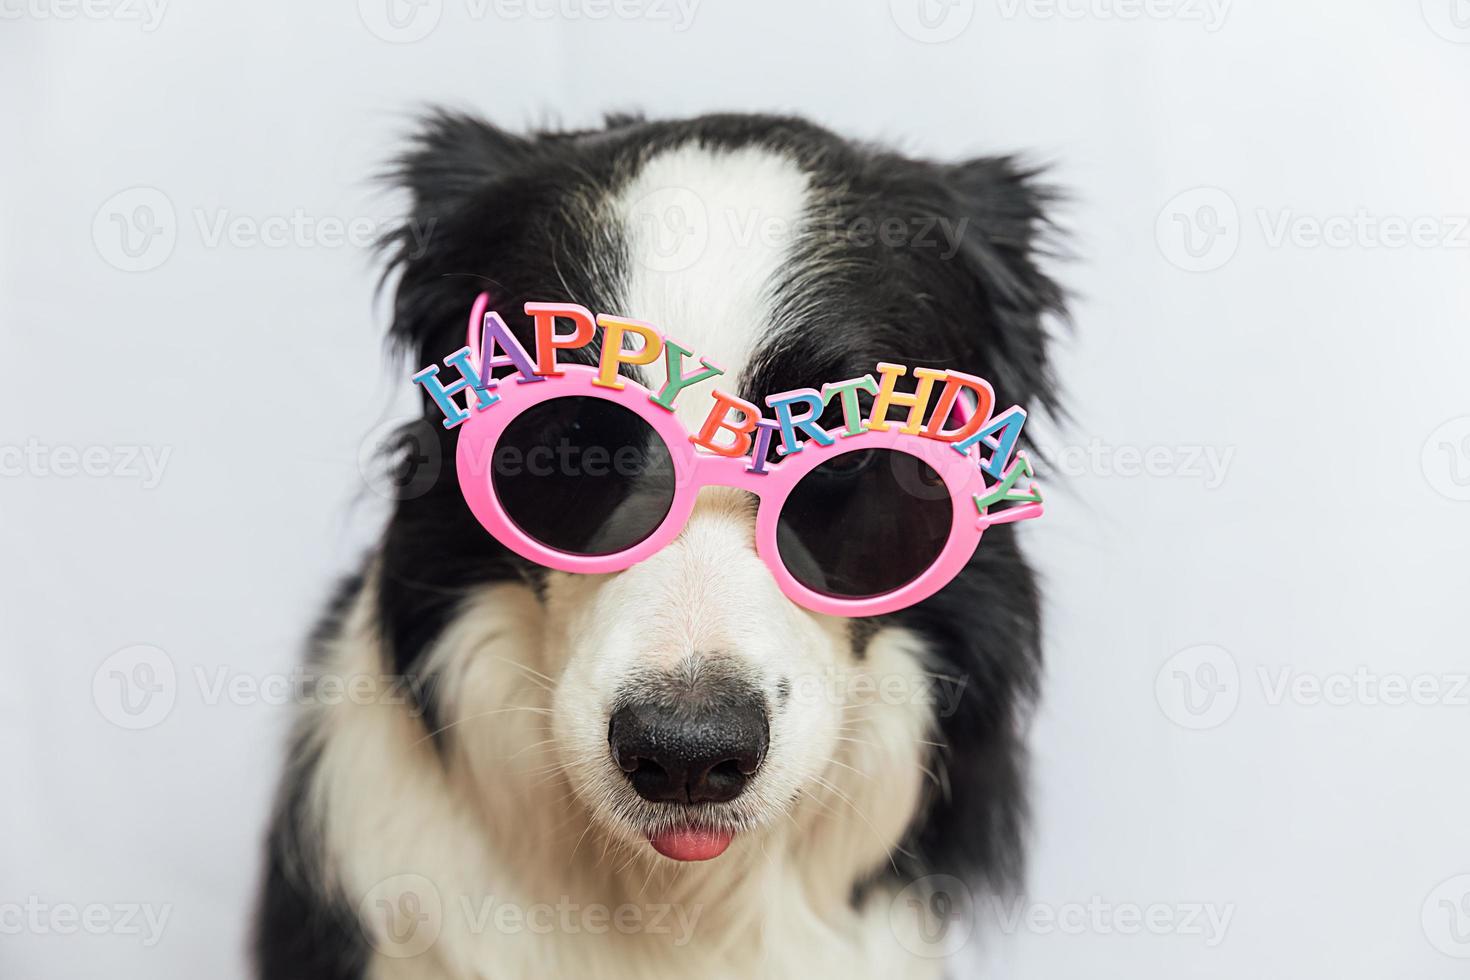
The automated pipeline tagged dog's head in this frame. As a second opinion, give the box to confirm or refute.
[375,111,1062,882]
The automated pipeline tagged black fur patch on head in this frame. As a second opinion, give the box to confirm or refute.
[722,128,1062,893]
[373,111,628,702]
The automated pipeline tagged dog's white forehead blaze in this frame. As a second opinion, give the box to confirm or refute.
[611,143,812,433]
[592,146,820,683]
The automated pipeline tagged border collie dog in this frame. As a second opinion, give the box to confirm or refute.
[255,111,1063,979]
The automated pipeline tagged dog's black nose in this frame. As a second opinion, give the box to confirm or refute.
[608,696,768,805]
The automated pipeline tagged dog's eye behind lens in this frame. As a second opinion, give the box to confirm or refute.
[811,448,876,478]
[776,449,952,599]
[491,397,675,556]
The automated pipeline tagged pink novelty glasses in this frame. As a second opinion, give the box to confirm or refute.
[446,298,1044,618]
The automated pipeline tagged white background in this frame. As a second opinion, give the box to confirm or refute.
[4,0,1469,976]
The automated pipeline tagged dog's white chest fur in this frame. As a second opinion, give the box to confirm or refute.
[311,577,940,980]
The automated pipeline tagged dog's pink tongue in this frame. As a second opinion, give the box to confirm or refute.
[648,827,734,861]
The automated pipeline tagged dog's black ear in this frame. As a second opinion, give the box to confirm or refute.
[378,110,540,363]
[390,109,535,217]
[372,112,547,686]
[868,159,1062,893]
[602,110,645,129]
[934,156,1067,420]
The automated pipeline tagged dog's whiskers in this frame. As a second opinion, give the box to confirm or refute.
[504,737,559,761]
[830,735,876,749]
[411,705,553,747]
[637,850,659,898]
[566,821,596,869]
[809,773,912,872]
[486,654,558,690]
[821,755,870,780]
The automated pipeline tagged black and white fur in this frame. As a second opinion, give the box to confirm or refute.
[255,111,1064,979]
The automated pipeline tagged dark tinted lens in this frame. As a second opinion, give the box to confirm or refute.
[776,449,954,599]
[490,397,675,557]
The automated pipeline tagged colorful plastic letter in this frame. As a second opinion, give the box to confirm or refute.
[765,387,837,456]
[691,391,763,457]
[746,419,780,474]
[973,455,1042,512]
[922,371,995,442]
[820,375,878,437]
[866,363,948,434]
[527,302,597,377]
[593,315,664,390]
[952,406,1027,479]
[651,340,723,412]
[412,346,496,429]
[475,311,543,387]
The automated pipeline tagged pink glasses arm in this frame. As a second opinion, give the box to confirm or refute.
[976,501,1044,528]
[466,291,491,374]
[951,385,976,425]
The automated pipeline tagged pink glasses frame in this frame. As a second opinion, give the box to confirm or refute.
[452,306,1043,618]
